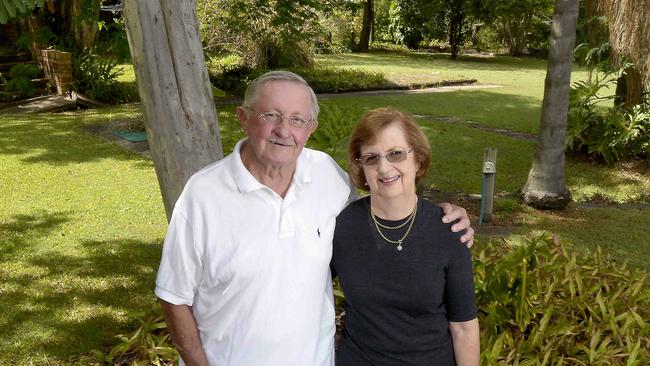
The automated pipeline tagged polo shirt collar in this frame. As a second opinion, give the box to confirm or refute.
[231,138,312,195]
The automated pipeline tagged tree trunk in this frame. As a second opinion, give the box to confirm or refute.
[123,0,223,220]
[357,0,373,52]
[614,66,643,109]
[448,0,465,59]
[521,0,578,209]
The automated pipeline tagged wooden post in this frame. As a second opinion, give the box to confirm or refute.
[480,147,497,224]
[123,0,223,221]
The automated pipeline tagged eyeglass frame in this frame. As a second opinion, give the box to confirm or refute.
[246,108,316,129]
[355,147,414,166]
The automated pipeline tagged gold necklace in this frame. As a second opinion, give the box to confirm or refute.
[371,200,418,251]
[372,208,416,229]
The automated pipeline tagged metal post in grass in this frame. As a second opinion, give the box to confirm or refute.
[479,147,497,224]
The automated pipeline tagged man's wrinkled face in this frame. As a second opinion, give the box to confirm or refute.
[237,81,317,170]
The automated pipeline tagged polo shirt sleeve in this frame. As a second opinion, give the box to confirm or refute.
[155,209,203,306]
[444,243,478,322]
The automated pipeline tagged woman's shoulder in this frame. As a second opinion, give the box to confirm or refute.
[338,195,370,219]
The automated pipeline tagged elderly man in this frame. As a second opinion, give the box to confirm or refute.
[155,71,474,366]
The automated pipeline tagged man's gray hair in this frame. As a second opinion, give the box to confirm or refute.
[242,70,320,121]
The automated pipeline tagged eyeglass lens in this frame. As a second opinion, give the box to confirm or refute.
[259,112,310,128]
[358,149,409,165]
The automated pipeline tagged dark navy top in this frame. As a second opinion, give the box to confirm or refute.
[331,196,477,365]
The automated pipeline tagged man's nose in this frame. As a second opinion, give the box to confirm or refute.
[272,118,292,138]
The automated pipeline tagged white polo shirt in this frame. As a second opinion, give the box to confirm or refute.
[155,139,354,366]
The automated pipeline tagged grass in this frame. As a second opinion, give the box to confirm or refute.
[1,51,649,363]
[0,106,167,364]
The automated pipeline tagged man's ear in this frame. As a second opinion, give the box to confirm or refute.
[236,107,248,132]
[308,120,319,135]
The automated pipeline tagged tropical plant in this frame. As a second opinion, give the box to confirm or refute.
[475,233,649,364]
[98,303,178,365]
[566,74,650,164]
[72,49,138,103]
[108,233,650,365]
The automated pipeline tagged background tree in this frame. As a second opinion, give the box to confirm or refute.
[123,0,222,219]
[357,0,374,51]
[487,0,555,56]
[599,0,649,109]
[198,0,326,69]
[522,0,579,209]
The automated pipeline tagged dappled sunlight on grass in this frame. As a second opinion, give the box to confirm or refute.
[567,159,650,203]
[512,206,650,269]
[0,107,166,363]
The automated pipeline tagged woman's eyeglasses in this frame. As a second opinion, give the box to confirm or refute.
[356,148,413,166]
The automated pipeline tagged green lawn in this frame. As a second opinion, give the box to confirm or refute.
[0,106,166,364]
[1,51,649,364]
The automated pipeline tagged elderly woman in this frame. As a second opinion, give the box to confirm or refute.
[331,108,479,365]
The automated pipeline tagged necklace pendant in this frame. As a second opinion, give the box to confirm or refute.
[397,241,403,251]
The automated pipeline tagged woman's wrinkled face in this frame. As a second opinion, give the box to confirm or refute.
[359,122,419,202]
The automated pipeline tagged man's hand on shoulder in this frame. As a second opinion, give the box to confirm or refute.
[440,203,474,248]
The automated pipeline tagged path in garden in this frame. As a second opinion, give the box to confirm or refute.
[72,83,650,236]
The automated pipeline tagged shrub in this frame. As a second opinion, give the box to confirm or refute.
[475,233,649,364]
[73,50,139,104]
[210,64,386,96]
[210,65,266,96]
[566,75,650,164]
[292,64,385,93]
[206,54,244,75]
[5,64,41,98]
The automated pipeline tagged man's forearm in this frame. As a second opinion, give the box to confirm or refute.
[159,299,209,366]
[449,318,480,366]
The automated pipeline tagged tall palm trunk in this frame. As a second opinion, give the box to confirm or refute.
[521,0,579,209]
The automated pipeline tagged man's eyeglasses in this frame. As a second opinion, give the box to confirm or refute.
[356,148,413,166]
[255,111,314,129]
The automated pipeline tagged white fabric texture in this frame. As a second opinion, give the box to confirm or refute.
[155,139,354,366]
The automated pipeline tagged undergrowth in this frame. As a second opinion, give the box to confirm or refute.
[110,233,649,365]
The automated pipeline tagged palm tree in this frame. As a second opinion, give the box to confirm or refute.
[599,0,650,108]
[521,0,579,209]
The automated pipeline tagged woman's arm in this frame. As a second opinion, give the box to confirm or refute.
[449,318,480,366]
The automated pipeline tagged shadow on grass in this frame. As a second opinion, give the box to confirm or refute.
[0,210,71,260]
[1,237,162,362]
[0,110,149,167]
